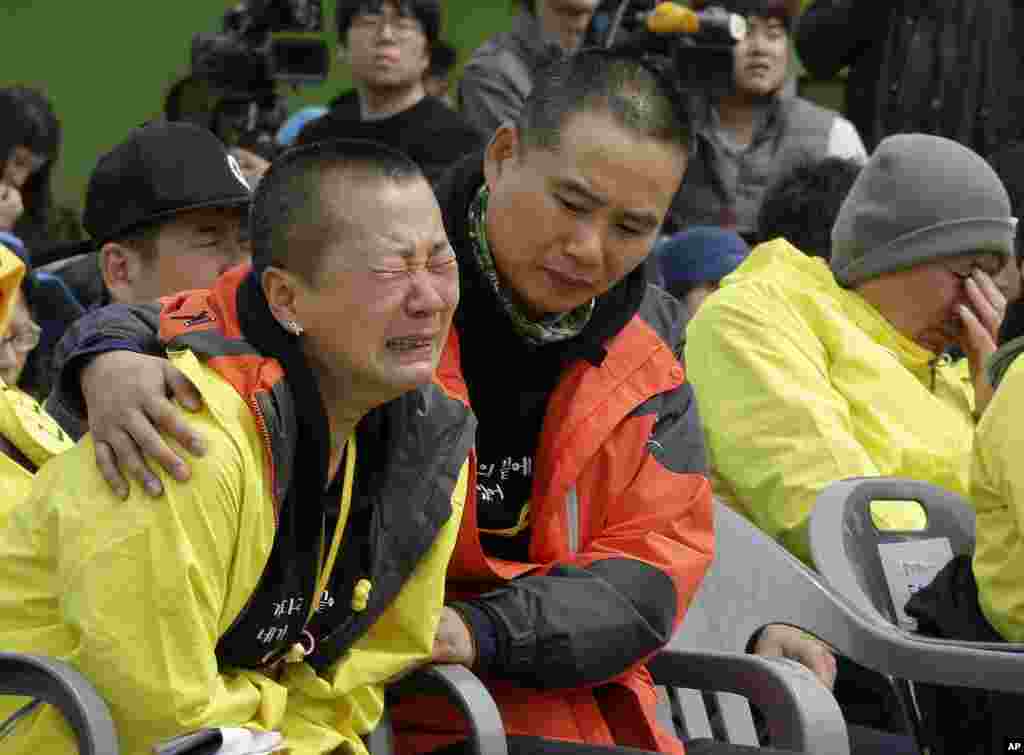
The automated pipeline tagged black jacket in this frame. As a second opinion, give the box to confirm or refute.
[796,0,1024,157]
[296,92,485,189]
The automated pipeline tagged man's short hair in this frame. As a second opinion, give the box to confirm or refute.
[336,0,441,45]
[250,139,424,285]
[516,50,692,154]
[757,157,862,260]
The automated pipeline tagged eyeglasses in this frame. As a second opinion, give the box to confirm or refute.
[0,320,41,355]
[350,12,422,39]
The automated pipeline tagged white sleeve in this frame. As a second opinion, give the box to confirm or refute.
[826,117,868,164]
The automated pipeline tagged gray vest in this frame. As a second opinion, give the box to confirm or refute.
[671,96,836,236]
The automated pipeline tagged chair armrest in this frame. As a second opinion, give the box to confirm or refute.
[0,652,118,755]
[648,648,849,755]
[388,664,507,755]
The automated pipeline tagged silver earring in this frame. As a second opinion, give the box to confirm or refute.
[283,320,304,336]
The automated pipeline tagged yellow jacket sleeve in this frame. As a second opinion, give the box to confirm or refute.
[971,356,1024,642]
[0,381,288,755]
[685,283,883,563]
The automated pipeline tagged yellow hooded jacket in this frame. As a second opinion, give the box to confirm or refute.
[0,243,71,523]
[685,239,974,563]
[0,345,471,755]
[972,343,1024,641]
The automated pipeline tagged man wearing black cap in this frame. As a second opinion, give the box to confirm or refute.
[667,0,865,241]
[56,121,251,309]
[43,122,251,439]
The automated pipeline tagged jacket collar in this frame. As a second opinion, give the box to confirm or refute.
[839,287,938,370]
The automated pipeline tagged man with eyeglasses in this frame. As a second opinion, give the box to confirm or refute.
[296,0,484,188]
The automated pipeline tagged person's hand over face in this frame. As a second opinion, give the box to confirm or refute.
[0,184,24,232]
[431,606,476,668]
[957,267,1007,417]
[81,351,207,499]
[753,624,837,690]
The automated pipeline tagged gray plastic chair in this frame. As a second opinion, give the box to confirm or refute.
[809,477,1024,656]
[678,497,1024,694]
[650,647,849,753]
[370,650,849,754]
[0,652,118,755]
[375,664,509,755]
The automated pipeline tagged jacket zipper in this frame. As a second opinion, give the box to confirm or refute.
[247,394,280,525]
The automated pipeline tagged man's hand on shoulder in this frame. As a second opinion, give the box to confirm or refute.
[82,351,207,499]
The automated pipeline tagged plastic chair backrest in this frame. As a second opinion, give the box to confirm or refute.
[809,478,975,631]
[674,498,848,654]
[0,652,118,755]
[660,499,851,753]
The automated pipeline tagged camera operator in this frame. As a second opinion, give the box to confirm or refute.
[666,0,865,241]
[296,0,484,188]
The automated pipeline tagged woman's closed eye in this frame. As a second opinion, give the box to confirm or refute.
[556,195,588,214]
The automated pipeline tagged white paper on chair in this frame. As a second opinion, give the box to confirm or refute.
[217,729,285,755]
[877,538,954,631]
[153,728,285,755]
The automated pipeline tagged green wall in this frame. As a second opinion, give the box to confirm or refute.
[2,0,515,212]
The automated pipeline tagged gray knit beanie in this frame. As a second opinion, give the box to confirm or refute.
[831,134,1017,287]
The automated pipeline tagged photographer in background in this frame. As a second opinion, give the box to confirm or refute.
[458,0,600,136]
[667,0,865,241]
[297,0,484,188]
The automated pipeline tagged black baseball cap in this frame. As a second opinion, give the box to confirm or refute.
[80,121,252,251]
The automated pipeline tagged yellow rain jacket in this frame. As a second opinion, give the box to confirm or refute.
[0,268,474,755]
[972,339,1024,641]
[0,243,71,521]
[685,239,974,563]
